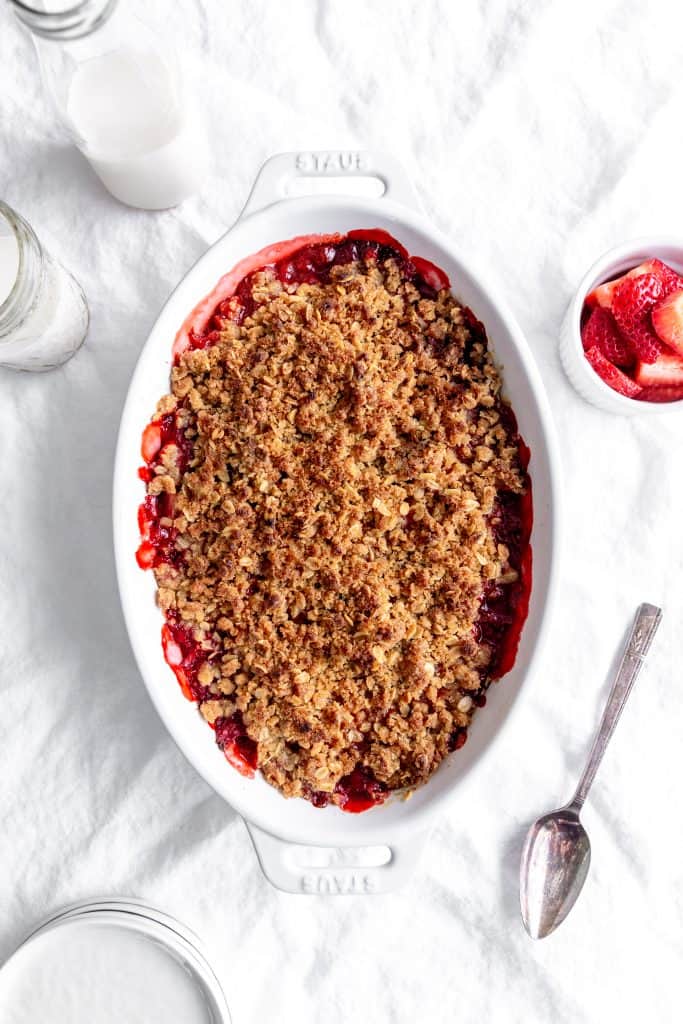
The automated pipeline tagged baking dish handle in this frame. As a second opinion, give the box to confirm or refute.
[240,150,423,218]
[246,822,429,894]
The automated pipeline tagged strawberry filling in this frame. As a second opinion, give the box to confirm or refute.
[214,712,258,778]
[161,616,216,703]
[137,231,533,811]
[141,412,193,470]
[136,492,179,569]
[181,229,450,350]
[304,766,391,812]
[448,727,468,752]
[476,450,533,683]
[334,767,389,813]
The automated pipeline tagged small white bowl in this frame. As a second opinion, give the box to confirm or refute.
[560,238,683,415]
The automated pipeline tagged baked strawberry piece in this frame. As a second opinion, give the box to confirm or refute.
[581,256,683,404]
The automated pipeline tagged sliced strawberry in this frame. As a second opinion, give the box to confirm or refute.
[141,421,162,463]
[632,258,683,296]
[629,324,664,363]
[612,274,664,363]
[585,258,683,310]
[586,276,625,310]
[585,263,650,309]
[652,289,683,356]
[581,307,633,366]
[634,350,683,388]
[584,346,642,397]
[637,385,683,403]
[612,272,663,332]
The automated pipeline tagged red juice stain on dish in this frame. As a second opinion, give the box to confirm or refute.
[136,229,533,811]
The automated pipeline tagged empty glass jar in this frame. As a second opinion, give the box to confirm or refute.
[0,201,89,371]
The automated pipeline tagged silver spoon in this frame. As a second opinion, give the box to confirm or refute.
[519,602,662,939]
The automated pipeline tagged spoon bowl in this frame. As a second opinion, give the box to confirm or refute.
[520,804,591,938]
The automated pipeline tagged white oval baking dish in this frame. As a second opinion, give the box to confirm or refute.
[113,152,562,893]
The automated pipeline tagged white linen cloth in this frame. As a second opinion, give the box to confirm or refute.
[1,1,683,1021]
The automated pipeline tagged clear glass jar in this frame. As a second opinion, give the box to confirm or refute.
[0,201,89,371]
[9,0,205,210]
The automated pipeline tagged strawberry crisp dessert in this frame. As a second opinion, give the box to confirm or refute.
[582,257,683,402]
[136,229,532,812]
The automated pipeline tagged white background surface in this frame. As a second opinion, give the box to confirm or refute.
[1,1,683,1021]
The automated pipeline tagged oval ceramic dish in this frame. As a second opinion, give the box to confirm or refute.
[113,152,562,893]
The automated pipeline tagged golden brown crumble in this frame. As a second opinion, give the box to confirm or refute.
[147,253,527,801]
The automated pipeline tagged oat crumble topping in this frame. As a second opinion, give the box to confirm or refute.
[138,237,531,809]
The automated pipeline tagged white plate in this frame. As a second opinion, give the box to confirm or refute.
[0,900,231,1023]
[113,151,562,892]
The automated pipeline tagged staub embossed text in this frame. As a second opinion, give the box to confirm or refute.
[296,152,368,174]
[301,872,377,894]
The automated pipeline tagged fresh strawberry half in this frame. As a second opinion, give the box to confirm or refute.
[635,350,683,388]
[581,307,633,366]
[612,273,664,363]
[652,289,683,356]
[585,346,642,397]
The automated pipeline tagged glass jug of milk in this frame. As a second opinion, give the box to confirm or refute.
[10,0,205,210]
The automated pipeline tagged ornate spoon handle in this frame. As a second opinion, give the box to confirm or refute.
[571,603,662,810]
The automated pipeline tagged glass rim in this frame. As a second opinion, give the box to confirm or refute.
[9,0,118,40]
[11,0,92,17]
[0,900,232,1023]
[0,201,43,340]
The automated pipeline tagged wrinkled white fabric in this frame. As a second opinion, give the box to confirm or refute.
[1,1,682,1021]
